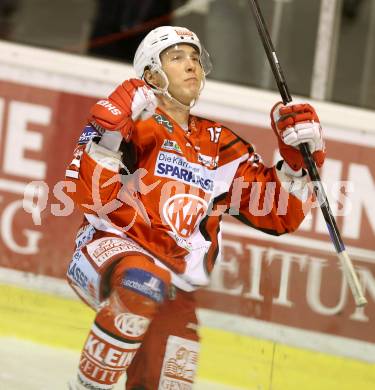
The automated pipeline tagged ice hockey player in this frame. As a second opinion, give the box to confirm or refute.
[65,26,325,389]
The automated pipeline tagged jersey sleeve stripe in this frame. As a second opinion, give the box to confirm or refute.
[232,213,285,236]
[219,137,241,152]
[199,192,228,241]
[94,321,142,346]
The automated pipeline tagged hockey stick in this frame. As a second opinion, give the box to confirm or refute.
[248,0,367,307]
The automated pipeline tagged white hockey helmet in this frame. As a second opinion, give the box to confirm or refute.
[133,26,212,79]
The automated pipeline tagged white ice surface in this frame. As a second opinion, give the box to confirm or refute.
[0,337,241,390]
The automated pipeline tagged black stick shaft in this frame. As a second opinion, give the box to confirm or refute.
[249,0,291,104]
[248,0,366,306]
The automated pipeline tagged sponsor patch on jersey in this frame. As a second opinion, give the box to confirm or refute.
[198,153,218,168]
[162,139,183,154]
[155,151,215,193]
[153,114,174,133]
[81,329,137,375]
[122,268,166,303]
[75,224,96,249]
[77,124,102,145]
[67,249,101,309]
[67,261,89,289]
[159,335,199,389]
[87,237,147,268]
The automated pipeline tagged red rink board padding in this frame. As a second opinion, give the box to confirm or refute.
[0,80,373,344]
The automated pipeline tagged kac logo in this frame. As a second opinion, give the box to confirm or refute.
[114,313,150,338]
[163,194,208,239]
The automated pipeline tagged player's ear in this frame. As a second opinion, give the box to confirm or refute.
[144,68,160,88]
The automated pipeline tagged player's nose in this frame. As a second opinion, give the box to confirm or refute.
[185,57,197,72]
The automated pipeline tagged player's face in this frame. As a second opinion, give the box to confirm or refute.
[160,44,204,105]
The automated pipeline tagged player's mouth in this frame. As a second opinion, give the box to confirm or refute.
[185,77,198,83]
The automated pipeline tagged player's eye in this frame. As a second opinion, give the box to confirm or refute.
[171,54,182,62]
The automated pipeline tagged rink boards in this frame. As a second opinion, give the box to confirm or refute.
[1,272,374,390]
[0,40,374,389]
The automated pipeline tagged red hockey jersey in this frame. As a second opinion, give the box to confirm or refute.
[66,108,310,290]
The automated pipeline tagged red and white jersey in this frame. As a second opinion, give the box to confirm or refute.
[66,108,309,290]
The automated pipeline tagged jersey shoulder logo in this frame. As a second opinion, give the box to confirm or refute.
[153,114,174,133]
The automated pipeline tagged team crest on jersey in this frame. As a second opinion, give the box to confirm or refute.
[114,313,150,338]
[162,139,183,154]
[153,114,174,133]
[163,194,208,244]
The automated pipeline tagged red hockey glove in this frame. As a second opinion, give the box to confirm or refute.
[271,102,326,172]
[89,78,157,142]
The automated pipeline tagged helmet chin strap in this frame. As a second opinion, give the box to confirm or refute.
[147,69,205,111]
